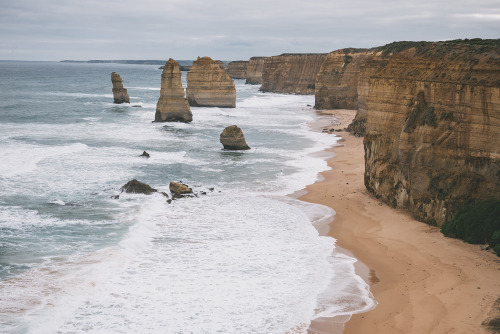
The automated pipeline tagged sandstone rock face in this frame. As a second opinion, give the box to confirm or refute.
[155,59,193,123]
[226,61,248,79]
[314,49,373,109]
[245,57,266,85]
[362,41,500,225]
[260,54,327,94]
[169,181,193,196]
[220,125,250,150]
[186,57,236,108]
[111,72,130,104]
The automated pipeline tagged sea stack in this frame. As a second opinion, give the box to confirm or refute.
[220,125,250,150]
[111,72,130,104]
[155,59,193,123]
[186,57,236,108]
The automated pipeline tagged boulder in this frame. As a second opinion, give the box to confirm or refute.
[155,59,193,123]
[111,72,130,104]
[169,181,193,196]
[140,151,150,158]
[121,179,157,195]
[186,57,236,108]
[220,125,250,150]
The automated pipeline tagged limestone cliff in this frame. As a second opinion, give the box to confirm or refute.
[226,61,248,79]
[111,72,130,104]
[186,57,236,108]
[155,59,193,123]
[314,48,373,109]
[260,54,327,94]
[361,40,500,225]
[245,57,266,85]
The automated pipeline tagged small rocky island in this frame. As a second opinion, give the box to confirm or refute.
[155,59,193,123]
[186,57,236,108]
[111,72,130,104]
[220,125,250,150]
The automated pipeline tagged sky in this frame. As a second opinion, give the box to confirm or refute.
[0,0,499,61]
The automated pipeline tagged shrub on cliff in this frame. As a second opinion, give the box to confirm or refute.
[441,199,500,256]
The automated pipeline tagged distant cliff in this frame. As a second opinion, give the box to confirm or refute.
[245,57,266,85]
[226,61,248,79]
[360,40,500,225]
[260,54,327,94]
[314,48,372,109]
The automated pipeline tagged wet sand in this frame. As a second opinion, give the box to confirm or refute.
[304,109,500,334]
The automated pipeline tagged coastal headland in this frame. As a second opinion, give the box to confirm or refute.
[302,110,500,334]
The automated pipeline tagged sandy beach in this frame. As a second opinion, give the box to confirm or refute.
[304,110,500,334]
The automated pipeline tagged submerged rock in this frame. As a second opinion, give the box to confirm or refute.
[155,59,193,123]
[111,72,130,104]
[220,125,250,150]
[121,179,157,195]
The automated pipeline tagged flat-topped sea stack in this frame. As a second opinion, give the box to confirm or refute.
[220,125,250,150]
[260,53,327,94]
[154,59,193,123]
[226,61,248,79]
[360,40,500,225]
[245,57,266,85]
[111,72,130,104]
[314,48,373,110]
[186,57,236,108]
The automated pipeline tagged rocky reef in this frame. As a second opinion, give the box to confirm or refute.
[154,59,193,123]
[111,72,130,104]
[226,61,248,79]
[260,53,327,94]
[186,57,236,108]
[314,48,373,109]
[245,57,266,85]
[359,40,500,225]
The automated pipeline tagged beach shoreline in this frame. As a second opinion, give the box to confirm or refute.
[303,109,500,334]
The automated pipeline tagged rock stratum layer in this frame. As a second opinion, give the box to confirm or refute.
[226,61,248,79]
[111,72,130,104]
[186,57,236,108]
[260,53,327,94]
[245,57,266,85]
[360,40,500,225]
[155,59,193,123]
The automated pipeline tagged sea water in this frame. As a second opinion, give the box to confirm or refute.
[0,61,375,333]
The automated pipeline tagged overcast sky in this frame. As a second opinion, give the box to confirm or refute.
[1,0,498,61]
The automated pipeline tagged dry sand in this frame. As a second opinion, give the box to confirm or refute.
[303,109,500,334]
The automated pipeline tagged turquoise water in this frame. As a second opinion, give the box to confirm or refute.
[0,61,374,333]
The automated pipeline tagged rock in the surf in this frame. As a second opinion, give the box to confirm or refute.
[220,125,250,150]
[121,179,157,195]
[111,72,130,104]
[169,181,193,197]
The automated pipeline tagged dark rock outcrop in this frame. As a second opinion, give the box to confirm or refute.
[121,179,157,195]
[111,72,130,104]
[140,151,150,158]
[220,125,250,150]
[260,53,327,94]
[186,57,236,108]
[155,59,193,123]
[245,57,266,85]
[226,61,248,79]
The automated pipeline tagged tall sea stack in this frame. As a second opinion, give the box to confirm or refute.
[186,57,236,108]
[155,59,193,123]
[111,72,130,104]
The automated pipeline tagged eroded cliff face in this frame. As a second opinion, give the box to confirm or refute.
[314,49,373,109]
[226,61,248,79]
[260,54,327,94]
[362,41,500,225]
[245,57,266,85]
[186,57,236,108]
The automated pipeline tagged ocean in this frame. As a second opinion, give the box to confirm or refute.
[0,61,375,333]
